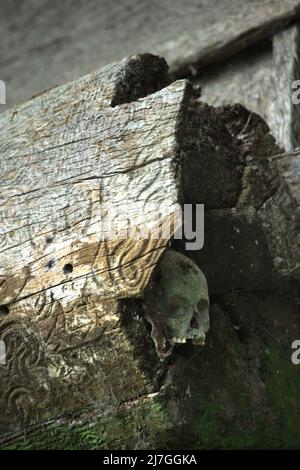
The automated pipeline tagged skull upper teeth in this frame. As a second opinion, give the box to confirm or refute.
[171,337,186,343]
[171,336,205,345]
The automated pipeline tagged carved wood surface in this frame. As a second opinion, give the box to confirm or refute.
[0,54,187,306]
[0,54,188,435]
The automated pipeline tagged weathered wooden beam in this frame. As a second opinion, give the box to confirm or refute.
[170,0,300,78]
[193,22,300,153]
[0,54,184,307]
[0,53,189,435]
[1,0,300,107]
[193,40,274,124]
[1,53,300,447]
[267,23,300,150]
[259,147,300,278]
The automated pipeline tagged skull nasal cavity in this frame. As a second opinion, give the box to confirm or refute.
[190,316,198,328]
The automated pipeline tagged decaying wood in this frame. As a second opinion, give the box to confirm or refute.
[181,100,242,209]
[259,148,300,278]
[194,22,300,152]
[218,105,300,281]
[1,0,300,107]
[193,40,274,124]
[185,104,300,293]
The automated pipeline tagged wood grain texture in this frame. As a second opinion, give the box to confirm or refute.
[0,54,187,434]
[267,24,300,151]
[194,40,274,125]
[0,54,186,307]
[1,0,300,107]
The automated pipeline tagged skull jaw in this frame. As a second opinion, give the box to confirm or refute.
[149,326,207,360]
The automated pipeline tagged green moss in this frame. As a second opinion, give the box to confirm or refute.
[1,398,170,450]
[188,338,300,449]
[260,342,300,448]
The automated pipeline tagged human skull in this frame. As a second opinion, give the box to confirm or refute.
[143,249,210,358]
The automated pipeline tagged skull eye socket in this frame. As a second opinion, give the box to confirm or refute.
[168,295,186,316]
[197,299,208,313]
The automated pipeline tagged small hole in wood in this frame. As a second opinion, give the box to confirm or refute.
[63,263,73,274]
[47,259,55,269]
[0,305,9,315]
[46,236,53,244]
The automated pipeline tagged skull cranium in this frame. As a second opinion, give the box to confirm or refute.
[143,249,210,358]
